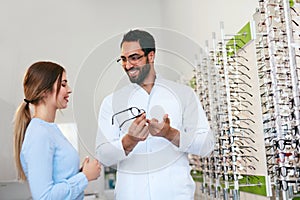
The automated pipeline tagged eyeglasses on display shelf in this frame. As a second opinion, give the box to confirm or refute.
[255,0,300,199]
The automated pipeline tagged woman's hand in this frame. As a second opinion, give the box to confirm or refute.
[82,157,101,181]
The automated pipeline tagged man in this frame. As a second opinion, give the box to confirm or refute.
[95,29,215,200]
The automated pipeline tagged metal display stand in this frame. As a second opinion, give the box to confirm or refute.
[190,0,300,200]
[192,21,268,200]
[255,0,300,199]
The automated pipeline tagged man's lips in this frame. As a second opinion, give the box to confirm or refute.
[127,68,139,76]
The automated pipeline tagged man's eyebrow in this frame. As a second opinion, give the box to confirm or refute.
[128,53,139,57]
[121,53,139,58]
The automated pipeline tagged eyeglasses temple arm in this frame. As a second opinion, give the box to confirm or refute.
[119,113,145,128]
[111,108,131,125]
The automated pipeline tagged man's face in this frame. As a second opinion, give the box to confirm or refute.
[120,41,150,85]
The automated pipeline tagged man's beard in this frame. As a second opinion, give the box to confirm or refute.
[126,62,151,85]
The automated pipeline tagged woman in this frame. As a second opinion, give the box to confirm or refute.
[13,61,101,199]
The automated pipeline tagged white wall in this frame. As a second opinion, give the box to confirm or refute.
[0,0,259,198]
[0,0,164,123]
[161,0,258,46]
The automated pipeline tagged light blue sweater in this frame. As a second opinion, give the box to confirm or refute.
[21,118,88,200]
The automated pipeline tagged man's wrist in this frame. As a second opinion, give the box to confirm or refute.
[122,134,139,155]
[165,128,180,147]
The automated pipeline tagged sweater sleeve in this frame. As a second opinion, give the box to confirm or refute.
[21,125,88,200]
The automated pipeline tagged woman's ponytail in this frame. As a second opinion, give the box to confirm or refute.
[13,101,31,181]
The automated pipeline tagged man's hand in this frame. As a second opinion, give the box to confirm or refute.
[147,114,180,147]
[147,114,170,137]
[122,113,149,155]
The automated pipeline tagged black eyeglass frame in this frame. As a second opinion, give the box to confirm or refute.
[116,53,145,66]
[111,107,146,129]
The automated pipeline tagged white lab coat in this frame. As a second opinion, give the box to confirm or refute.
[96,75,215,200]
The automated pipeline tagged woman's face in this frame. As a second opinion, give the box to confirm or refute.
[50,71,72,109]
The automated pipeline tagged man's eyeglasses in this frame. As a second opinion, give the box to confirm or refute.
[117,54,145,66]
[112,107,146,128]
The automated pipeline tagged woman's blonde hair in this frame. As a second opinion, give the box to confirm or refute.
[13,61,65,181]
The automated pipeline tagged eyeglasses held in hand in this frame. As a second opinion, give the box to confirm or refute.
[112,107,146,128]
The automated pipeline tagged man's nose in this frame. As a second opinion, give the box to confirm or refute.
[124,60,134,70]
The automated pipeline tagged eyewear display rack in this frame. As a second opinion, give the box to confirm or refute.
[191,21,268,200]
[255,0,300,199]
[190,0,300,200]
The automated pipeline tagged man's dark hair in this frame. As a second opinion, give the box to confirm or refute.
[120,29,156,56]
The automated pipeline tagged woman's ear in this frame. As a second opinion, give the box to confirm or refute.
[41,90,51,101]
